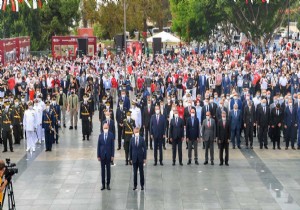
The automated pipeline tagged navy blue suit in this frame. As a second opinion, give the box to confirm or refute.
[102,119,116,139]
[129,136,146,187]
[230,99,243,110]
[229,109,242,147]
[186,117,200,140]
[284,106,297,148]
[222,77,231,95]
[118,96,130,110]
[97,132,115,186]
[150,114,166,163]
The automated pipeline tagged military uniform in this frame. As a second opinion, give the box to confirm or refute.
[100,102,114,124]
[12,100,23,144]
[23,102,38,152]
[80,97,92,140]
[50,97,61,144]
[88,93,95,134]
[19,97,28,139]
[123,114,136,165]
[42,102,55,151]
[2,102,13,152]
[116,101,127,150]
[0,101,3,144]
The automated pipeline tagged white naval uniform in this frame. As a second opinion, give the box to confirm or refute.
[34,104,43,143]
[130,106,142,128]
[23,109,38,151]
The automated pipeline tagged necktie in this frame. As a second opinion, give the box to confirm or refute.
[192,117,194,126]
[208,120,210,128]
[264,107,266,114]
[157,115,159,124]
[104,134,107,143]
[136,137,138,146]
[290,107,292,113]
[206,106,208,112]
[223,121,225,128]
[277,110,279,116]
[176,117,178,125]
[108,120,110,126]
[235,111,237,117]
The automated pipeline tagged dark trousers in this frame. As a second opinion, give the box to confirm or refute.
[45,130,53,151]
[101,156,111,186]
[124,135,131,162]
[258,125,268,147]
[172,138,182,163]
[3,130,13,151]
[285,125,297,148]
[204,140,214,162]
[145,127,152,148]
[219,141,229,163]
[117,125,123,149]
[13,124,21,144]
[154,137,163,163]
[231,128,240,147]
[272,126,281,148]
[82,119,90,137]
[133,159,144,187]
[244,124,254,146]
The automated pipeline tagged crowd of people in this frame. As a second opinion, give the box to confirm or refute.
[0,44,299,173]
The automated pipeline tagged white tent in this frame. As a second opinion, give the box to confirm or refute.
[147,31,180,43]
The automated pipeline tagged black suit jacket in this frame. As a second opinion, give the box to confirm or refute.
[243,104,255,125]
[186,117,200,140]
[216,107,228,122]
[142,106,153,128]
[201,105,212,124]
[184,106,196,125]
[270,107,283,127]
[217,119,230,142]
[169,117,184,140]
[256,106,270,127]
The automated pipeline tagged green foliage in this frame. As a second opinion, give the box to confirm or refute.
[0,0,80,51]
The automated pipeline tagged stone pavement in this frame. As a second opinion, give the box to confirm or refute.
[1,113,300,210]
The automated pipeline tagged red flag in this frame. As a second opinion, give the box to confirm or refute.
[2,0,7,11]
[246,0,248,4]
[38,0,42,8]
[262,0,266,3]
[10,0,16,12]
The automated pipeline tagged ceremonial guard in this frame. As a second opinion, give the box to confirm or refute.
[23,101,38,152]
[50,96,61,144]
[12,98,23,145]
[130,100,142,128]
[19,95,27,139]
[123,112,135,165]
[42,101,55,151]
[116,100,127,150]
[100,101,114,123]
[34,98,43,144]
[87,91,95,133]
[56,87,68,128]
[2,100,13,152]
[80,94,92,141]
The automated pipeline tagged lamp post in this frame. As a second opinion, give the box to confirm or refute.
[123,0,127,79]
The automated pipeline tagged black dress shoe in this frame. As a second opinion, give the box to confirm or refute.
[172,162,175,166]
[264,146,268,149]
[204,161,208,165]
[273,147,275,150]
[285,147,288,150]
[160,162,163,166]
[179,162,183,166]
[75,126,77,130]
[163,146,166,150]
[292,147,296,150]
[237,146,241,149]
[186,146,188,149]
[133,187,137,191]
[150,147,153,150]
[126,162,128,165]
[219,162,223,166]
[225,163,229,166]
[63,124,66,128]
[107,185,111,190]
[83,137,85,141]
[153,163,157,166]
[45,149,49,152]
[232,146,235,149]
[141,186,144,190]
[187,160,191,165]
[250,146,253,149]
[297,147,300,150]
[69,126,73,130]
[260,146,263,149]
[10,150,14,152]
[101,186,105,190]
[117,148,121,150]
[195,161,199,165]
[202,146,205,149]
[278,147,281,150]
[211,161,214,165]
[2,150,7,153]
[246,146,249,149]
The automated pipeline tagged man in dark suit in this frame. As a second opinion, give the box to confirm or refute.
[209,96,218,121]
[184,100,196,125]
[60,78,69,95]
[129,127,147,191]
[284,99,297,150]
[97,123,114,191]
[186,109,200,165]
[169,109,184,166]
[243,100,255,149]
[201,111,216,165]
[150,105,166,165]
[143,99,153,149]
[198,72,206,97]
[216,100,228,123]
[101,111,116,139]
[229,104,242,149]
[118,89,130,110]
[217,111,230,166]
[256,99,270,149]
[270,103,283,150]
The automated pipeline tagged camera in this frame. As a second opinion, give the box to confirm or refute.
[4,159,18,181]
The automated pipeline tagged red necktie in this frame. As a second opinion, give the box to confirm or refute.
[208,120,210,128]
[223,122,225,128]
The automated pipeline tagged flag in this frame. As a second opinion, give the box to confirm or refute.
[24,0,31,8]
[262,0,266,3]
[10,0,16,12]
[38,0,42,8]
[2,0,7,10]
[33,0,37,9]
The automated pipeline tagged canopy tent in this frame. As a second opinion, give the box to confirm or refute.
[147,31,180,43]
